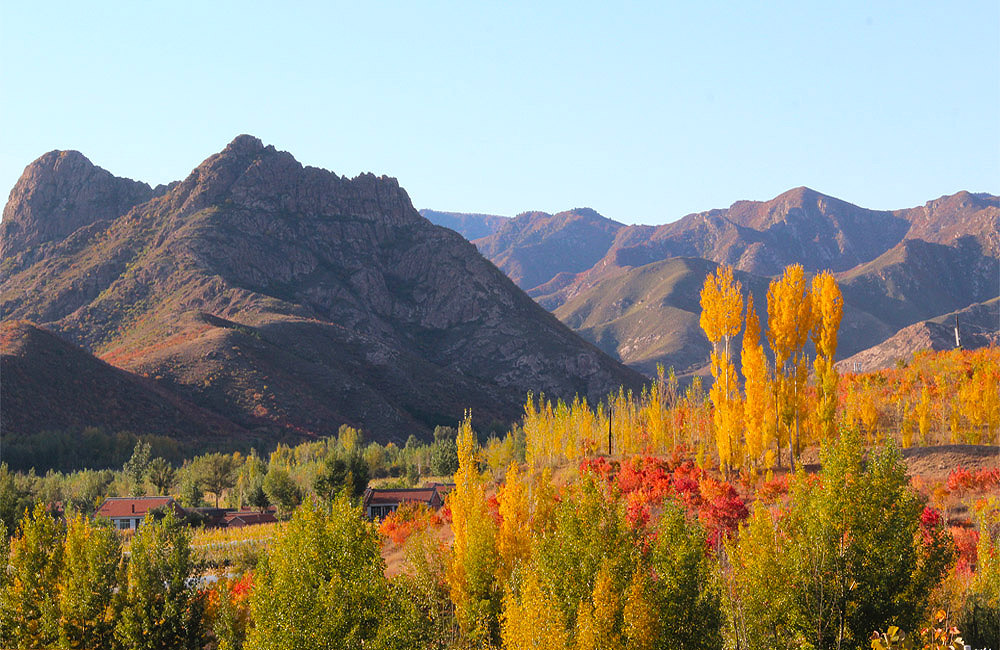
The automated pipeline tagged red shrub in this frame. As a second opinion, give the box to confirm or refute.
[378,502,442,545]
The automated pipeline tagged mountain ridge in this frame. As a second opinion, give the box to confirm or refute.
[1,136,645,443]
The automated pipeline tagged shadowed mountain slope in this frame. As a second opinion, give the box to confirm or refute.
[1,137,644,443]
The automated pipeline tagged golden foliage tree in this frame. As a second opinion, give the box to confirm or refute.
[700,265,745,473]
[741,301,771,471]
[810,271,843,444]
[501,570,568,650]
[448,412,500,644]
[766,264,813,468]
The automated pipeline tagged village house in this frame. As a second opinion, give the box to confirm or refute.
[362,483,454,519]
[96,496,185,531]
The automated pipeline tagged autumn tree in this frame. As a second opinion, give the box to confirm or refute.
[448,412,501,644]
[58,514,123,649]
[0,503,65,648]
[501,570,568,650]
[766,264,814,468]
[810,271,843,444]
[741,301,772,471]
[246,496,414,650]
[115,510,205,650]
[700,264,745,473]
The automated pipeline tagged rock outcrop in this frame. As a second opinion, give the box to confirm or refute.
[1,136,645,443]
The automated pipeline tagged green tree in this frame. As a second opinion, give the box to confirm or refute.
[0,502,65,648]
[646,501,722,649]
[123,441,152,497]
[197,453,238,508]
[726,431,953,649]
[533,475,638,632]
[246,496,396,649]
[115,511,205,650]
[0,463,35,536]
[58,514,123,649]
[262,467,300,517]
[314,453,369,500]
[147,457,176,496]
[430,426,459,476]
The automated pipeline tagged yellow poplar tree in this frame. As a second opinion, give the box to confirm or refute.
[448,412,500,643]
[501,570,569,650]
[766,264,814,468]
[810,271,843,444]
[700,265,745,473]
[741,301,771,471]
[622,570,659,650]
[917,383,932,445]
[496,463,531,586]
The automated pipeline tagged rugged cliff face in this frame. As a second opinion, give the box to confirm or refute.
[1,136,644,442]
[1,150,156,260]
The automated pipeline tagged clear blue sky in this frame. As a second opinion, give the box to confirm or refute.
[2,2,997,225]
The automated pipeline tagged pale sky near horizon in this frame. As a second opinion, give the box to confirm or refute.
[1,2,997,225]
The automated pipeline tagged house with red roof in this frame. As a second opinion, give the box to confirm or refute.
[96,496,184,531]
[362,483,454,519]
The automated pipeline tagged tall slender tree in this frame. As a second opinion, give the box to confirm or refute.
[741,301,771,471]
[810,271,843,444]
[699,265,745,473]
[766,264,814,469]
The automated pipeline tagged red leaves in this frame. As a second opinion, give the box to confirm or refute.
[378,502,442,545]
[581,454,749,543]
[946,465,1000,494]
[697,477,749,547]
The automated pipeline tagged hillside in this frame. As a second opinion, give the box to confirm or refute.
[1,137,644,443]
[838,298,1000,372]
[0,320,245,443]
[432,187,998,376]
[471,208,627,290]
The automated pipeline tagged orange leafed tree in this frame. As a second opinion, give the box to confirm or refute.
[766,264,813,468]
[741,301,772,471]
[810,271,843,444]
[447,412,500,643]
[700,265,745,473]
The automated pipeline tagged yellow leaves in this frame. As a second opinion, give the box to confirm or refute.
[448,411,500,642]
[496,463,531,585]
[741,301,772,467]
[501,571,568,650]
[622,570,659,650]
[766,264,813,369]
[700,265,744,347]
[701,266,745,473]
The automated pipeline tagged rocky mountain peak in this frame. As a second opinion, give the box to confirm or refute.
[165,135,418,227]
[1,149,153,258]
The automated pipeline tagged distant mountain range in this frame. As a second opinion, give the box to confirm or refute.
[425,188,999,375]
[1,137,643,447]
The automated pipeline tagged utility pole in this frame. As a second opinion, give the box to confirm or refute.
[608,404,613,456]
[954,314,962,350]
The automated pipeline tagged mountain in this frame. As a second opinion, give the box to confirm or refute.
[0,320,245,442]
[553,258,769,375]
[1,136,644,444]
[435,187,998,376]
[1,150,159,261]
[419,209,509,240]
[838,299,1000,372]
[471,208,627,291]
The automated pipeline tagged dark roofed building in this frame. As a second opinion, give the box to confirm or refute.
[362,483,455,519]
